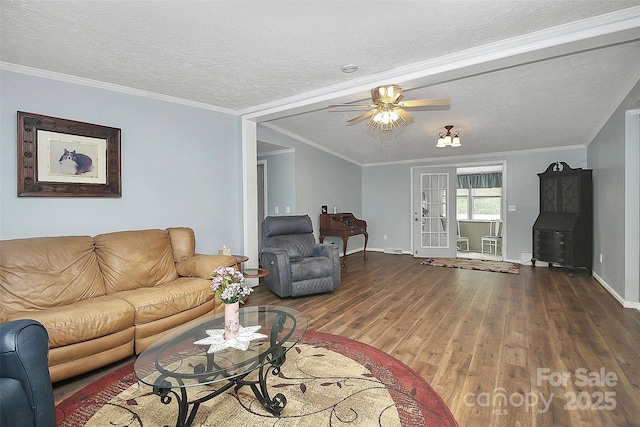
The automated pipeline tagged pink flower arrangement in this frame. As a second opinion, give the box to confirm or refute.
[210,266,253,304]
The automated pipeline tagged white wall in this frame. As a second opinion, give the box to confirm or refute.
[258,125,363,251]
[258,151,295,217]
[0,71,243,254]
[588,79,640,304]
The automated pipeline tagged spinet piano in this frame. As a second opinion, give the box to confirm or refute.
[319,213,368,266]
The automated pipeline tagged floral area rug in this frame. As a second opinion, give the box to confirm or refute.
[421,257,520,274]
[56,330,458,427]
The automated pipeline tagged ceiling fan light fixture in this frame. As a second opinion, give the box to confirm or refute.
[331,85,449,133]
[372,85,400,104]
[436,125,461,148]
[368,109,405,132]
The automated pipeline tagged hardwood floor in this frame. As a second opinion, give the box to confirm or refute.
[54,252,640,426]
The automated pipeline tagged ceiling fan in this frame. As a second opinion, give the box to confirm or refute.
[330,85,450,132]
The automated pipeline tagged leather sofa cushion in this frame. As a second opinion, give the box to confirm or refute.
[0,236,106,314]
[168,227,195,262]
[8,295,134,348]
[114,277,214,325]
[95,229,178,293]
[175,254,238,279]
[291,256,333,281]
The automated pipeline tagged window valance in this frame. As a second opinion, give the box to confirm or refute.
[458,172,502,189]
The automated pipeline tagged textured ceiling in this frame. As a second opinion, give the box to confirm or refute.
[2,1,639,164]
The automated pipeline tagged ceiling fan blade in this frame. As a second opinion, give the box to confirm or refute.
[396,108,413,123]
[328,104,374,108]
[346,110,376,123]
[399,98,451,108]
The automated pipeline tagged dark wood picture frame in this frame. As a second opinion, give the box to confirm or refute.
[17,111,121,197]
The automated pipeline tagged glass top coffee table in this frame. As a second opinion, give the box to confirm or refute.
[134,306,307,427]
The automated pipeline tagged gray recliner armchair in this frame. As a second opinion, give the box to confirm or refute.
[0,319,56,427]
[261,215,340,297]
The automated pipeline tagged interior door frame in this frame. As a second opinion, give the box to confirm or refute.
[411,165,458,258]
[257,159,267,255]
[457,161,507,261]
[411,160,507,259]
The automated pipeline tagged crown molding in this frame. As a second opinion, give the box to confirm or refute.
[260,123,362,166]
[241,6,640,122]
[0,62,238,115]
[362,145,588,168]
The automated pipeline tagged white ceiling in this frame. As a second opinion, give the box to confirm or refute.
[2,1,639,165]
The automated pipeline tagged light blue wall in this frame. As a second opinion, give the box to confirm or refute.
[258,151,295,217]
[588,79,640,302]
[258,125,363,252]
[363,148,588,261]
[0,71,243,254]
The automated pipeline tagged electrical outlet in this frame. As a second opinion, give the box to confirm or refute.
[384,234,388,240]
[509,204,516,211]
[600,253,603,263]
[285,206,290,213]
[274,206,279,214]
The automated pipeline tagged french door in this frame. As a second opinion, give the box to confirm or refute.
[412,166,457,258]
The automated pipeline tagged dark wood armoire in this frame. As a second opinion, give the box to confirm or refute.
[532,162,593,274]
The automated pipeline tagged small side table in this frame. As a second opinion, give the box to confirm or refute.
[231,254,249,270]
[242,268,269,279]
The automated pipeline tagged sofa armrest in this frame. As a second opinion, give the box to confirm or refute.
[260,247,293,297]
[0,319,55,427]
[175,254,238,279]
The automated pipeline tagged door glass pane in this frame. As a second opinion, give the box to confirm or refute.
[420,173,448,248]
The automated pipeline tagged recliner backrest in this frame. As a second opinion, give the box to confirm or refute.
[262,215,315,260]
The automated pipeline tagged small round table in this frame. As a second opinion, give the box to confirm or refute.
[231,254,249,269]
[242,267,269,279]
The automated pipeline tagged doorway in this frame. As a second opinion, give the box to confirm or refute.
[456,164,504,261]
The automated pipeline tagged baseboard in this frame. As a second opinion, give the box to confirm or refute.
[591,271,636,309]
[369,247,411,255]
[330,246,368,257]
[383,247,404,255]
[624,301,640,311]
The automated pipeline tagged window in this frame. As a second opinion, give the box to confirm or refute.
[456,167,503,220]
[457,188,469,220]
[457,187,501,220]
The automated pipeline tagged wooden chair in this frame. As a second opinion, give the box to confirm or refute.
[481,220,502,255]
[457,221,469,251]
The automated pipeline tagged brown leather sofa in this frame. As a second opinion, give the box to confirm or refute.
[0,227,237,383]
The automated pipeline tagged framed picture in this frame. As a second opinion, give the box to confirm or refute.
[17,111,121,197]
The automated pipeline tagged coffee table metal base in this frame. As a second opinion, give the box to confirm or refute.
[152,345,289,427]
[135,307,306,427]
[146,314,296,427]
